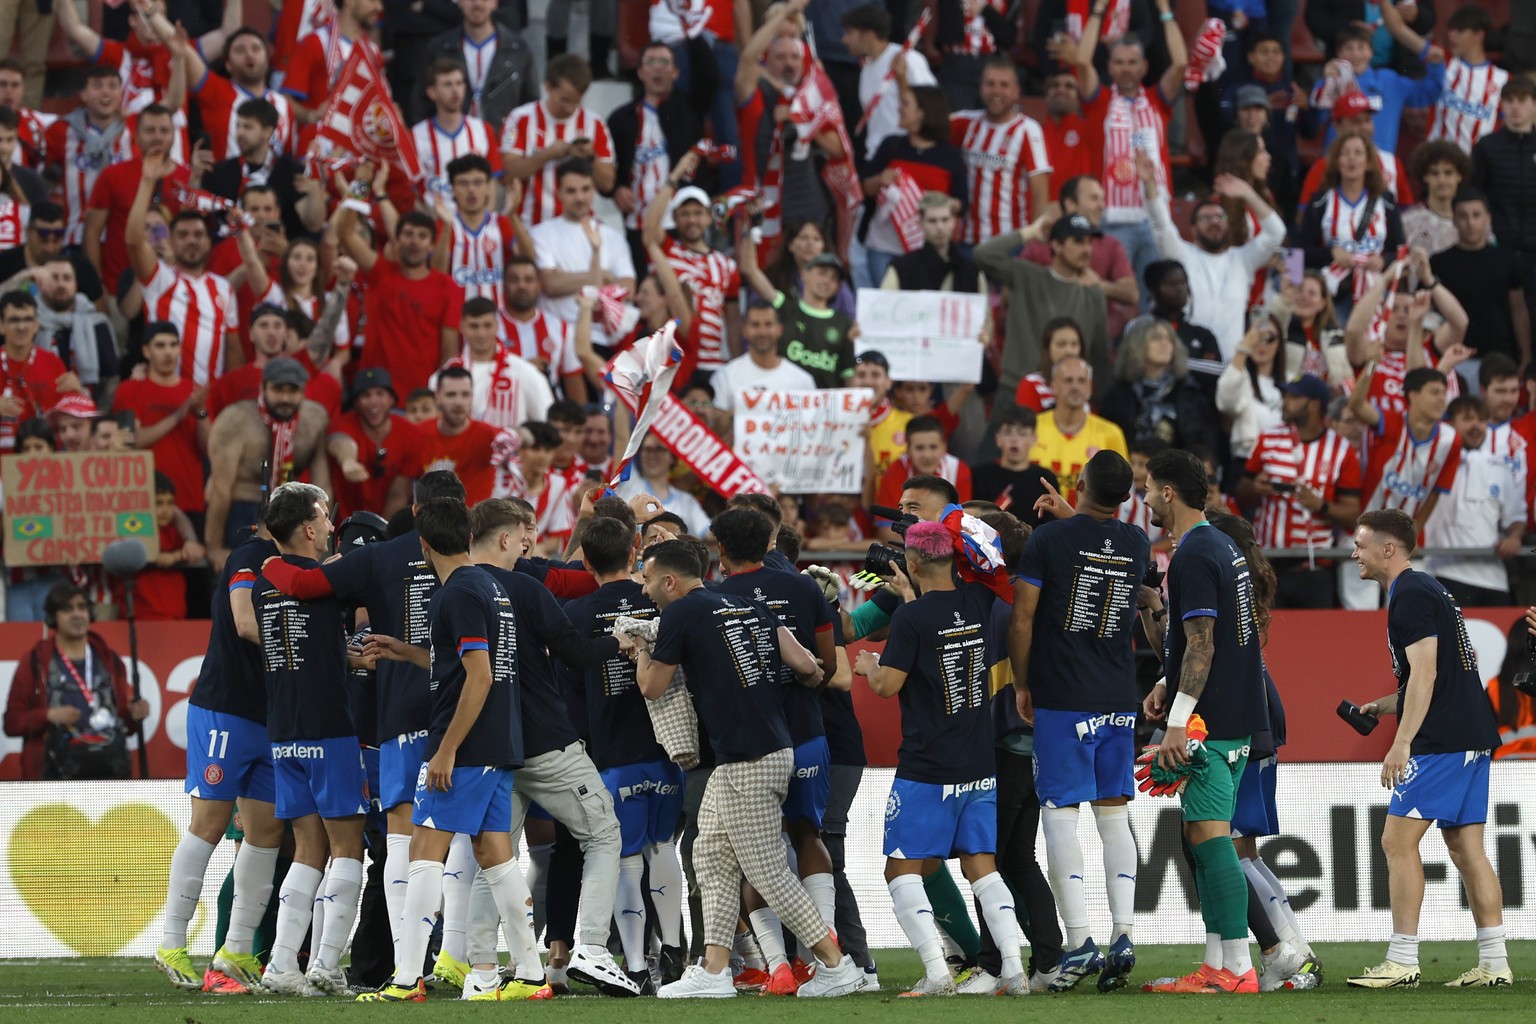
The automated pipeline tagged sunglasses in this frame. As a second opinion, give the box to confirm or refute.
[33,227,65,241]
[372,446,388,478]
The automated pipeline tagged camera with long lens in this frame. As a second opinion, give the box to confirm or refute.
[862,506,919,577]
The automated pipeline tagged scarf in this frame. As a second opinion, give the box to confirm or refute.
[1132,372,1177,442]
[1103,87,1163,209]
[62,108,127,161]
[258,393,298,493]
[36,295,106,387]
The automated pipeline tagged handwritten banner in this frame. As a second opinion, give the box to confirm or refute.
[855,288,987,383]
[734,388,873,494]
[2,452,159,566]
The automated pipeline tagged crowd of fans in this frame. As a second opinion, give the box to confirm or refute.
[1,0,1535,620]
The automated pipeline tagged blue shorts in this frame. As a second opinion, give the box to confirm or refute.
[1388,750,1492,828]
[883,776,997,859]
[601,759,686,856]
[1231,756,1279,838]
[380,730,430,810]
[782,736,831,828]
[413,764,515,836]
[1032,708,1136,808]
[185,705,275,804]
[271,737,369,821]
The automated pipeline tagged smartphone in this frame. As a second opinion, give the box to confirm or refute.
[1272,482,1296,495]
[1285,247,1305,285]
[570,136,592,148]
[266,222,284,233]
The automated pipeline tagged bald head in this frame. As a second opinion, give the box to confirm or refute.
[1050,356,1092,411]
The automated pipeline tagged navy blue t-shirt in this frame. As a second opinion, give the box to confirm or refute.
[1386,569,1501,755]
[652,587,793,763]
[347,624,378,748]
[1163,522,1268,741]
[714,566,831,745]
[190,537,279,724]
[426,565,522,767]
[321,531,438,741]
[564,580,668,770]
[253,554,356,742]
[1017,514,1150,713]
[882,583,996,784]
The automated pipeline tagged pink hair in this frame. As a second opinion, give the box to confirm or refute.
[904,521,955,562]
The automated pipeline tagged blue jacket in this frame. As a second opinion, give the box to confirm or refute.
[1314,49,1445,154]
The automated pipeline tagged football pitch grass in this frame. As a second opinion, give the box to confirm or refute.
[0,942,1532,1022]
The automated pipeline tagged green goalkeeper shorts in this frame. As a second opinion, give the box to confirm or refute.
[1180,736,1251,823]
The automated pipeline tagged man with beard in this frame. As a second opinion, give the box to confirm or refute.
[418,365,515,506]
[951,57,1052,252]
[1140,152,1285,363]
[501,257,587,402]
[204,357,331,572]
[327,368,423,520]
[530,160,635,351]
[207,303,342,419]
[338,164,461,398]
[33,259,116,401]
[709,301,813,421]
[199,99,324,239]
[0,203,105,306]
[179,28,296,160]
[437,298,553,433]
[280,0,381,125]
[127,154,241,388]
[645,149,741,374]
[1039,66,1091,198]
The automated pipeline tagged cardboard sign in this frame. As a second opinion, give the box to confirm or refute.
[2,452,159,566]
[734,388,873,494]
[856,288,987,383]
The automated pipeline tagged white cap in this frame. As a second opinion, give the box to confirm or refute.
[662,185,712,229]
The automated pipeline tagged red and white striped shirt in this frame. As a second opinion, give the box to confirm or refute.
[955,0,1008,55]
[10,106,53,168]
[1362,407,1461,517]
[0,198,26,249]
[193,74,297,161]
[661,237,740,371]
[413,115,501,209]
[952,110,1051,245]
[1366,347,1461,417]
[142,262,236,387]
[446,211,518,308]
[624,101,671,231]
[43,118,136,245]
[499,464,576,542]
[1482,419,1529,488]
[500,101,614,226]
[502,307,581,390]
[1317,188,1391,260]
[438,345,555,431]
[1429,58,1507,154]
[1245,424,1362,548]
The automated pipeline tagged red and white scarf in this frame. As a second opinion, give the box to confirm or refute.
[1068,0,1130,42]
[258,393,298,492]
[1103,87,1164,210]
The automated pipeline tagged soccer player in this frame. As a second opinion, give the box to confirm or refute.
[854,521,1026,997]
[357,498,551,1003]
[713,507,845,995]
[1011,450,1149,992]
[154,517,281,994]
[1346,508,1509,988]
[247,483,368,996]
[624,541,863,999]
[1141,448,1269,994]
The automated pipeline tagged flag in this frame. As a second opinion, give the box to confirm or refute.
[591,283,639,340]
[172,184,238,213]
[787,61,862,211]
[879,170,925,252]
[317,42,423,183]
[711,186,759,228]
[940,503,1013,604]
[1365,245,1412,346]
[604,320,686,486]
[1185,19,1228,93]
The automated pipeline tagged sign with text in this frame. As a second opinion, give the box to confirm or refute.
[856,288,987,383]
[1,452,159,567]
[734,388,873,494]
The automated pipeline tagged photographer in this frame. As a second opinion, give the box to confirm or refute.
[836,475,960,643]
[3,582,147,780]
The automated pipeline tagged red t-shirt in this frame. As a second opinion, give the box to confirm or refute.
[206,361,341,421]
[117,522,186,621]
[0,347,67,450]
[358,259,462,398]
[1040,113,1092,200]
[874,453,973,510]
[329,411,425,517]
[112,377,205,513]
[418,418,506,505]
[87,158,191,290]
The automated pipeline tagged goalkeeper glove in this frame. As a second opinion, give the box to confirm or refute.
[1134,714,1210,797]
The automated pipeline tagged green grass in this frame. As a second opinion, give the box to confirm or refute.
[0,944,1531,1021]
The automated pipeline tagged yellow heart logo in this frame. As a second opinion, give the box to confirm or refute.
[9,803,180,955]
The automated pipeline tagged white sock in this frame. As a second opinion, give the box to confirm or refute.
[1222,937,1252,976]
[971,871,1023,978]
[482,858,545,982]
[1041,806,1091,948]
[1388,933,1419,967]
[269,862,323,975]
[1204,931,1223,970]
[315,857,363,971]
[310,879,326,963]
[648,841,684,948]
[225,842,278,955]
[384,834,411,952]
[889,874,947,982]
[1251,856,1310,955]
[802,871,836,932]
[748,907,789,971]
[1092,804,1136,943]
[1241,857,1299,948]
[1476,925,1508,971]
[526,842,553,938]
[734,928,765,970]
[440,833,477,963]
[465,871,500,966]
[393,860,444,986]
[161,833,217,949]
[615,854,647,969]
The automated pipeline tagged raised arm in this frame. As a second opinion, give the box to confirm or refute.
[736,0,808,104]
[126,156,174,283]
[54,0,103,56]
[646,240,694,337]
[1344,264,1401,366]
[1155,0,1188,103]
[1347,353,1382,429]
[1074,1,1106,98]
[734,216,778,303]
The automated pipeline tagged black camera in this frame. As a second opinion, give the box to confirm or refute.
[1143,565,1165,589]
[863,543,907,578]
[871,505,919,537]
[1514,672,1536,698]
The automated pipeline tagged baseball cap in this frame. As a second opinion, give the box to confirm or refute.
[249,302,287,327]
[1235,84,1269,110]
[805,253,846,278]
[1282,373,1330,403]
[263,357,309,388]
[351,367,398,404]
[46,393,99,423]
[662,185,712,229]
[855,350,890,371]
[1332,90,1374,123]
[1050,213,1101,242]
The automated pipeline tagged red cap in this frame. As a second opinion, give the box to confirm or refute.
[46,393,99,422]
[1332,90,1373,123]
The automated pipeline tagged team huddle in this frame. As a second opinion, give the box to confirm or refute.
[148,449,1512,1001]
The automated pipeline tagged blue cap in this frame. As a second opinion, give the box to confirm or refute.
[1282,374,1330,403]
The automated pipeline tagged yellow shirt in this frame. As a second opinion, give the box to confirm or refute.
[868,404,913,481]
[1029,411,1128,494]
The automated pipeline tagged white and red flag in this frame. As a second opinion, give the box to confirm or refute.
[316,43,423,183]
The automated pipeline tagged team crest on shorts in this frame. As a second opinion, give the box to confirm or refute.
[1400,757,1420,785]
[204,764,224,786]
[885,789,901,823]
